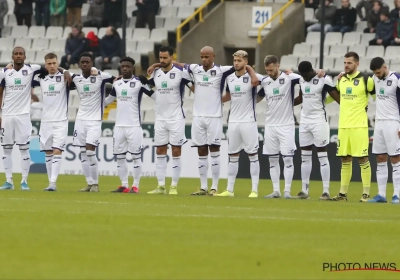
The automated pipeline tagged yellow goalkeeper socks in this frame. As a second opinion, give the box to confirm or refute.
[340,161,352,194]
[360,161,371,195]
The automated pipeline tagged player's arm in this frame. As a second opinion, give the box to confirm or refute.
[101,72,116,84]
[105,87,116,106]
[0,72,5,111]
[367,76,376,101]
[257,87,265,103]
[181,68,194,93]
[245,65,260,87]
[140,85,156,100]
[222,84,231,103]
[323,77,340,104]
[294,89,303,105]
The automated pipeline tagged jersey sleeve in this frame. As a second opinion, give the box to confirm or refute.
[256,73,264,85]
[225,83,230,93]
[322,76,336,92]
[258,87,266,97]
[367,76,375,95]
[0,70,5,87]
[220,66,235,74]
[31,64,44,74]
[140,85,155,97]
[182,69,193,86]
[110,87,116,97]
[31,77,40,88]
[289,73,301,85]
[148,71,156,86]
[101,71,114,83]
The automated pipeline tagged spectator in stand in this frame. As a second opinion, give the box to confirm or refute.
[307,0,337,33]
[14,0,33,27]
[390,0,400,20]
[391,17,400,45]
[35,0,50,27]
[300,0,319,10]
[50,0,66,26]
[83,0,104,28]
[364,0,387,33]
[60,24,87,69]
[0,0,8,38]
[330,0,357,33]
[356,0,388,21]
[95,26,121,70]
[369,10,394,47]
[86,31,100,58]
[103,0,123,28]
[67,0,83,26]
[135,0,159,30]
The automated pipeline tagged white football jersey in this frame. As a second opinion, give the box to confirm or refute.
[259,72,301,126]
[33,72,69,122]
[72,71,114,121]
[226,72,264,123]
[373,71,400,121]
[110,77,153,127]
[185,64,235,117]
[148,65,192,121]
[299,75,335,124]
[0,64,43,116]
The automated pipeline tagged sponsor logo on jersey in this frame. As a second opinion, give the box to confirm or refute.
[379,88,384,94]
[84,85,90,92]
[130,82,135,88]
[313,79,318,85]
[387,80,392,86]
[49,84,55,91]
[161,81,167,88]
[56,76,61,82]
[22,70,28,76]
[346,87,352,94]
[170,73,175,79]
[90,77,96,83]
[279,78,284,84]
[14,78,21,85]
[121,89,127,96]
[234,85,240,92]
[243,77,249,83]
[210,70,216,76]
[353,79,359,86]
[203,75,208,82]
[273,88,279,95]
[305,86,311,93]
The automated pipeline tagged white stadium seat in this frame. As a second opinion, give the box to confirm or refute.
[31,39,49,51]
[324,32,342,45]
[311,44,329,56]
[177,6,195,19]
[316,57,335,71]
[148,28,168,42]
[164,18,181,31]
[97,27,107,39]
[365,45,384,58]
[305,32,320,45]
[14,38,32,49]
[342,32,361,45]
[328,44,348,58]
[0,50,12,65]
[158,6,178,18]
[173,0,190,5]
[49,39,65,52]
[0,38,14,51]
[279,55,298,71]
[28,26,46,38]
[46,26,64,39]
[156,17,165,28]
[132,28,150,40]
[10,25,28,38]
[117,27,133,40]
[191,0,206,8]
[160,0,173,7]
[361,33,375,45]
[385,46,400,59]
[292,43,311,56]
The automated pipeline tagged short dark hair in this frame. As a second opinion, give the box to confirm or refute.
[298,61,313,73]
[344,51,359,62]
[370,57,385,71]
[12,46,25,55]
[264,55,278,66]
[120,57,136,66]
[380,10,390,17]
[79,52,93,61]
[44,53,57,60]
[159,45,174,56]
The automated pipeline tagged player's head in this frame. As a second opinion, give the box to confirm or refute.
[370,57,388,79]
[120,57,135,78]
[232,50,248,72]
[341,0,350,8]
[200,46,215,68]
[12,47,26,65]
[343,51,359,74]
[159,45,174,69]
[264,55,279,79]
[44,53,59,75]
[79,52,93,73]
[298,61,315,81]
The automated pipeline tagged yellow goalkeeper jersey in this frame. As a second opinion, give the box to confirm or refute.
[336,71,375,128]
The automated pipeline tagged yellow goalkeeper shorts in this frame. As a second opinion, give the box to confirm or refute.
[336,128,369,157]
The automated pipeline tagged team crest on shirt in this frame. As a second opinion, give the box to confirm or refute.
[312,79,319,85]
[353,79,359,86]
[130,82,136,88]
[56,76,61,82]
[279,78,284,84]
[210,70,216,76]
[90,77,96,83]
[243,77,249,83]
[22,70,28,76]
[387,80,392,86]
[170,73,175,79]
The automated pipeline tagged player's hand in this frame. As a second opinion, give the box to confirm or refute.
[138,75,148,85]
[6,63,13,69]
[284,68,293,75]
[63,71,72,86]
[147,65,156,76]
[113,75,122,82]
[337,71,345,80]
[251,75,259,87]
[90,67,99,76]
[316,69,325,78]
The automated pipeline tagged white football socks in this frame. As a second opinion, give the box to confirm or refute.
[156,155,167,187]
[116,154,128,187]
[283,156,294,193]
[227,156,239,193]
[301,150,312,194]
[171,156,181,187]
[210,151,220,191]
[318,152,330,194]
[376,162,388,197]
[132,155,142,188]
[87,150,98,184]
[3,146,13,183]
[269,156,280,193]
[249,154,259,193]
[198,156,208,191]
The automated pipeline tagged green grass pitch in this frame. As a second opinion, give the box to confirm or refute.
[0,174,399,279]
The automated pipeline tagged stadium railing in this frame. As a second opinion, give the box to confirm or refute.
[176,0,224,43]
[257,0,305,43]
